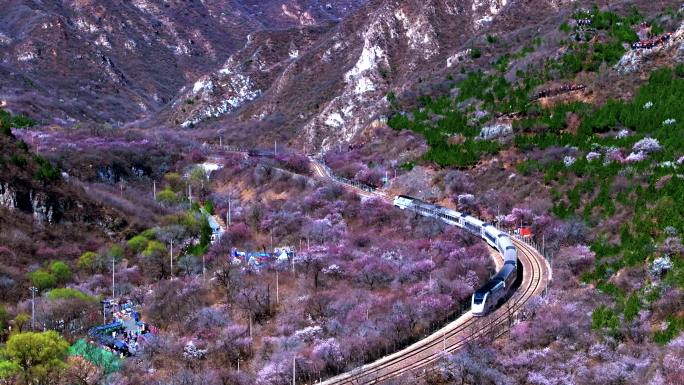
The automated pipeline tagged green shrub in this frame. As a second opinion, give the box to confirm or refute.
[399,161,415,171]
[49,262,72,283]
[10,155,26,168]
[591,304,620,329]
[593,43,626,65]
[624,292,640,322]
[127,236,149,253]
[18,140,29,151]
[108,245,125,261]
[46,288,96,301]
[204,199,214,215]
[77,252,98,271]
[675,63,684,77]
[33,156,61,182]
[29,270,57,291]
[559,22,571,34]
[470,49,482,59]
[651,23,664,36]
[486,35,498,44]
[156,188,178,206]
[654,314,684,344]
[10,115,36,129]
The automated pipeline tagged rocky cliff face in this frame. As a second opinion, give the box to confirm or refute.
[0,0,367,125]
[0,181,66,223]
[171,0,513,148]
[2,0,648,148]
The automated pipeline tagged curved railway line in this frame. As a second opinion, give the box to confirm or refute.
[310,160,551,385]
[213,149,552,384]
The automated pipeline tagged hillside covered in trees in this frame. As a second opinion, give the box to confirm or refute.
[5,0,684,384]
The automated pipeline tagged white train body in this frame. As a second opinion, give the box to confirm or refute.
[393,195,518,316]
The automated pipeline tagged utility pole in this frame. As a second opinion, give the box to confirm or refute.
[276,270,279,305]
[189,184,192,205]
[227,198,231,227]
[30,287,37,331]
[120,183,123,197]
[112,259,115,300]
[153,180,156,200]
[203,254,206,282]
[170,240,173,279]
[275,140,277,154]
[293,356,296,385]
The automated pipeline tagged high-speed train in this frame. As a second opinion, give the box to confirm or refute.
[393,195,518,316]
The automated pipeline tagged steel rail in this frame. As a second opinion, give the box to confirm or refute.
[309,160,550,385]
[320,238,545,384]
[217,151,551,385]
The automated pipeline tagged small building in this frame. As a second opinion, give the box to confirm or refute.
[517,227,532,237]
[207,216,224,244]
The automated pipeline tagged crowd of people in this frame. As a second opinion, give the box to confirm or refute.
[86,299,157,359]
[631,32,673,50]
[533,83,586,100]
[573,18,593,26]
[112,329,146,357]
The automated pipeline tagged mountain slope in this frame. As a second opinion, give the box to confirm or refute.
[168,0,515,148]
[0,0,367,125]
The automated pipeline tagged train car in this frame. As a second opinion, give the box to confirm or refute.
[393,194,519,317]
[394,196,464,226]
[472,261,517,315]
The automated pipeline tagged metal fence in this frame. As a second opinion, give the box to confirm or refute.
[312,159,377,193]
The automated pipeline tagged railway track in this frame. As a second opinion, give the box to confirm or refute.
[310,160,551,385]
[319,238,548,384]
[216,150,552,384]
